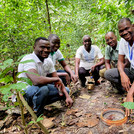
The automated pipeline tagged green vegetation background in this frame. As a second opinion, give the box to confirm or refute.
[0,0,134,61]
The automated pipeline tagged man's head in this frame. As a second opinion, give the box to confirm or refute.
[105,32,117,49]
[118,18,134,42]
[83,35,92,51]
[34,37,51,61]
[48,34,60,52]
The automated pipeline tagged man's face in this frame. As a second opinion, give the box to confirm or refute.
[118,20,133,42]
[34,39,51,60]
[50,37,60,52]
[83,36,92,51]
[105,32,117,49]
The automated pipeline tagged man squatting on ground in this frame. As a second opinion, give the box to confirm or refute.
[18,37,73,118]
[75,35,104,87]
[104,18,134,116]
[105,31,129,70]
[48,34,78,86]
[104,32,129,81]
[99,31,121,77]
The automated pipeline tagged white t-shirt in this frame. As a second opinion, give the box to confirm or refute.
[49,50,64,66]
[75,45,103,70]
[119,38,134,69]
[18,52,55,79]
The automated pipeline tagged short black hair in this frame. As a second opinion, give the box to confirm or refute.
[82,35,91,41]
[34,37,48,46]
[118,18,132,26]
[48,34,60,41]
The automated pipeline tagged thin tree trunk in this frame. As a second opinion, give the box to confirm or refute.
[19,92,49,134]
[45,0,51,33]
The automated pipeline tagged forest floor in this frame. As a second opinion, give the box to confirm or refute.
[1,61,134,134]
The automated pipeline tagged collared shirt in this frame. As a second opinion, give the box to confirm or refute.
[49,49,64,66]
[75,45,103,70]
[18,52,55,79]
[105,42,119,66]
[119,38,134,69]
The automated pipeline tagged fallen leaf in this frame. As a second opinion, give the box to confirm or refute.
[87,118,99,127]
[91,99,97,103]
[0,120,4,128]
[88,130,93,134]
[66,109,78,115]
[79,94,91,99]
[75,111,83,117]
[76,122,86,127]
[49,117,56,121]
[85,113,92,118]
[66,118,79,126]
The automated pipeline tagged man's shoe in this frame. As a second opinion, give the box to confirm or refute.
[95,80,100,85]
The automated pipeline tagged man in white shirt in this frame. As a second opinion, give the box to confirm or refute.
[75,35,104,87]
[18,37,73,119]
[118,18,134,116]
[48,34,78,86]
[103,18,134,116]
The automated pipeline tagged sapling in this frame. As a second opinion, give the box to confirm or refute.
[0,58,49,134]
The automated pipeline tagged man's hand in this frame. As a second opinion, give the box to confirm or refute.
[64,73,71,85]
[71,74,78,83]
[91,65,96,72]
[54,78,63,90]
[120,73,131,91]
[65,96,73,107]
[125,93,133,116]
[125,83,134,116]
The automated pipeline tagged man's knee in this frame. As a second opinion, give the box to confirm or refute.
[79,67,86,76]
[39,86,49,96]
[104,68,119,81]
[104,70,110,80]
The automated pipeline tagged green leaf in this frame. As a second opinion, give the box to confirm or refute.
[15,59,35,65]
[27,120,35,126]
[18,77,32,86]
[0,59,13,70]
[10,83,28,91]
[0,67,14,79]
[122,102,134,109]
[36,117,43,122]
[17,54,28,61]
[0,75,13,84]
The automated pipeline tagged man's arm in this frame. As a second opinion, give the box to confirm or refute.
[91,58,105,72]
[124,58,130,68]
[51,71,73,107]
[75,58,80,77]
[118,54,131,91]
[59,60,78,83]
[26,69,60,86]
[105,59,111,70]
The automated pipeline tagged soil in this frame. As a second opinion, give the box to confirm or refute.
[1,61,134,134]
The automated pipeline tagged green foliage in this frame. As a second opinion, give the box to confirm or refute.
[0,0,134,59]
[122,102,134,109]
[0,58,34,102]
[26,116,43,127]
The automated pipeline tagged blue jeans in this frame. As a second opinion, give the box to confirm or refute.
[24,84,69,117]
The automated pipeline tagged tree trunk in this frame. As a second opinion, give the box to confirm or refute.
[45,0,51,33]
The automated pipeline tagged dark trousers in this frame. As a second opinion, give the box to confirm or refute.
[104,68,134,92]
[57,70,68,86]
[79,66,100,87]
